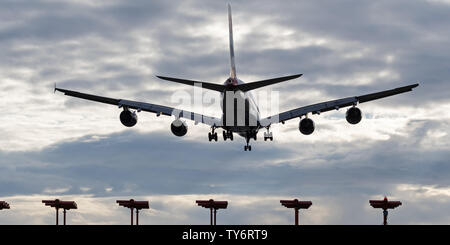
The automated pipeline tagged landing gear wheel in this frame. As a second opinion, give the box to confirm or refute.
[264,136,274,141]
[223,131,234,141]
[264,130,273,142]
[244,145,248,151]
[248,145,252,151]
[209,128,218,142]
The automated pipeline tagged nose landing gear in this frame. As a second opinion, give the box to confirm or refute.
[244,133,252,151]
[244,137,252,151]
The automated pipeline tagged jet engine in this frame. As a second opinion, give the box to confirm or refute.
[346,107,362,124]
[299,118,315,135]
[171,119,188,137]
[120,109,137,127]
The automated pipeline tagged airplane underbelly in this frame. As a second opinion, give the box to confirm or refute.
[221,91,259,130]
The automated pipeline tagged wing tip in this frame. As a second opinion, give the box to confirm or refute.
[54,87,65,94]
[397,83,419,91]
[287,73,302,80]
[406,83,419,90]
[156,75,174,82]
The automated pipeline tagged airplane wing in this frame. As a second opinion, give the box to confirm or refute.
[259,83,419,126]
[55,87,222,126]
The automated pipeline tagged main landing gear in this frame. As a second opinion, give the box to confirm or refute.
[264,127,273,141]
[208,127,218,142]
[223,130,234,141]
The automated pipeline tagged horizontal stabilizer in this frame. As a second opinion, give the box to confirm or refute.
[156,75,226,92]
[156,74,302,92]
[236,74,302,92]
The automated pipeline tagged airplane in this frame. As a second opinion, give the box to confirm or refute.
[55,4,419,151]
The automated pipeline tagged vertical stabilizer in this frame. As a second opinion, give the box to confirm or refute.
[228,4,237,79]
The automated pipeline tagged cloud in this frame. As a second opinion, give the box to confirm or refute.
[1,116,450,224]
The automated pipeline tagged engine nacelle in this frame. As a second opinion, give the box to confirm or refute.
[299,118,315,135]
[120,109,137,127]
[346,107,362,124]
[171,119,188,137]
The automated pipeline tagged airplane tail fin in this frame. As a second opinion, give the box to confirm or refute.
[155,5,303,93]
[228,4,237,79]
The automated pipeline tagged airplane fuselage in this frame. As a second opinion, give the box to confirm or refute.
[219,77,261,139]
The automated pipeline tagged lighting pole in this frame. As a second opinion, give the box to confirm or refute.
[196,199,228,225]
[280,199,312,225]
[0,201,10,210]
[369,196,402,225]
[117,199,150,225]
[42,199,77,225]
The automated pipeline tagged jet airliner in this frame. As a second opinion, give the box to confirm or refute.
[55,4,419,151]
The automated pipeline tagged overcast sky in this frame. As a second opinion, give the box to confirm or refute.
[0,0,449,225]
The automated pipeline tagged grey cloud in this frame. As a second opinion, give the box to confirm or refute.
[3,0,445,106]
[1,117,449,224]
[1,118,449,198]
